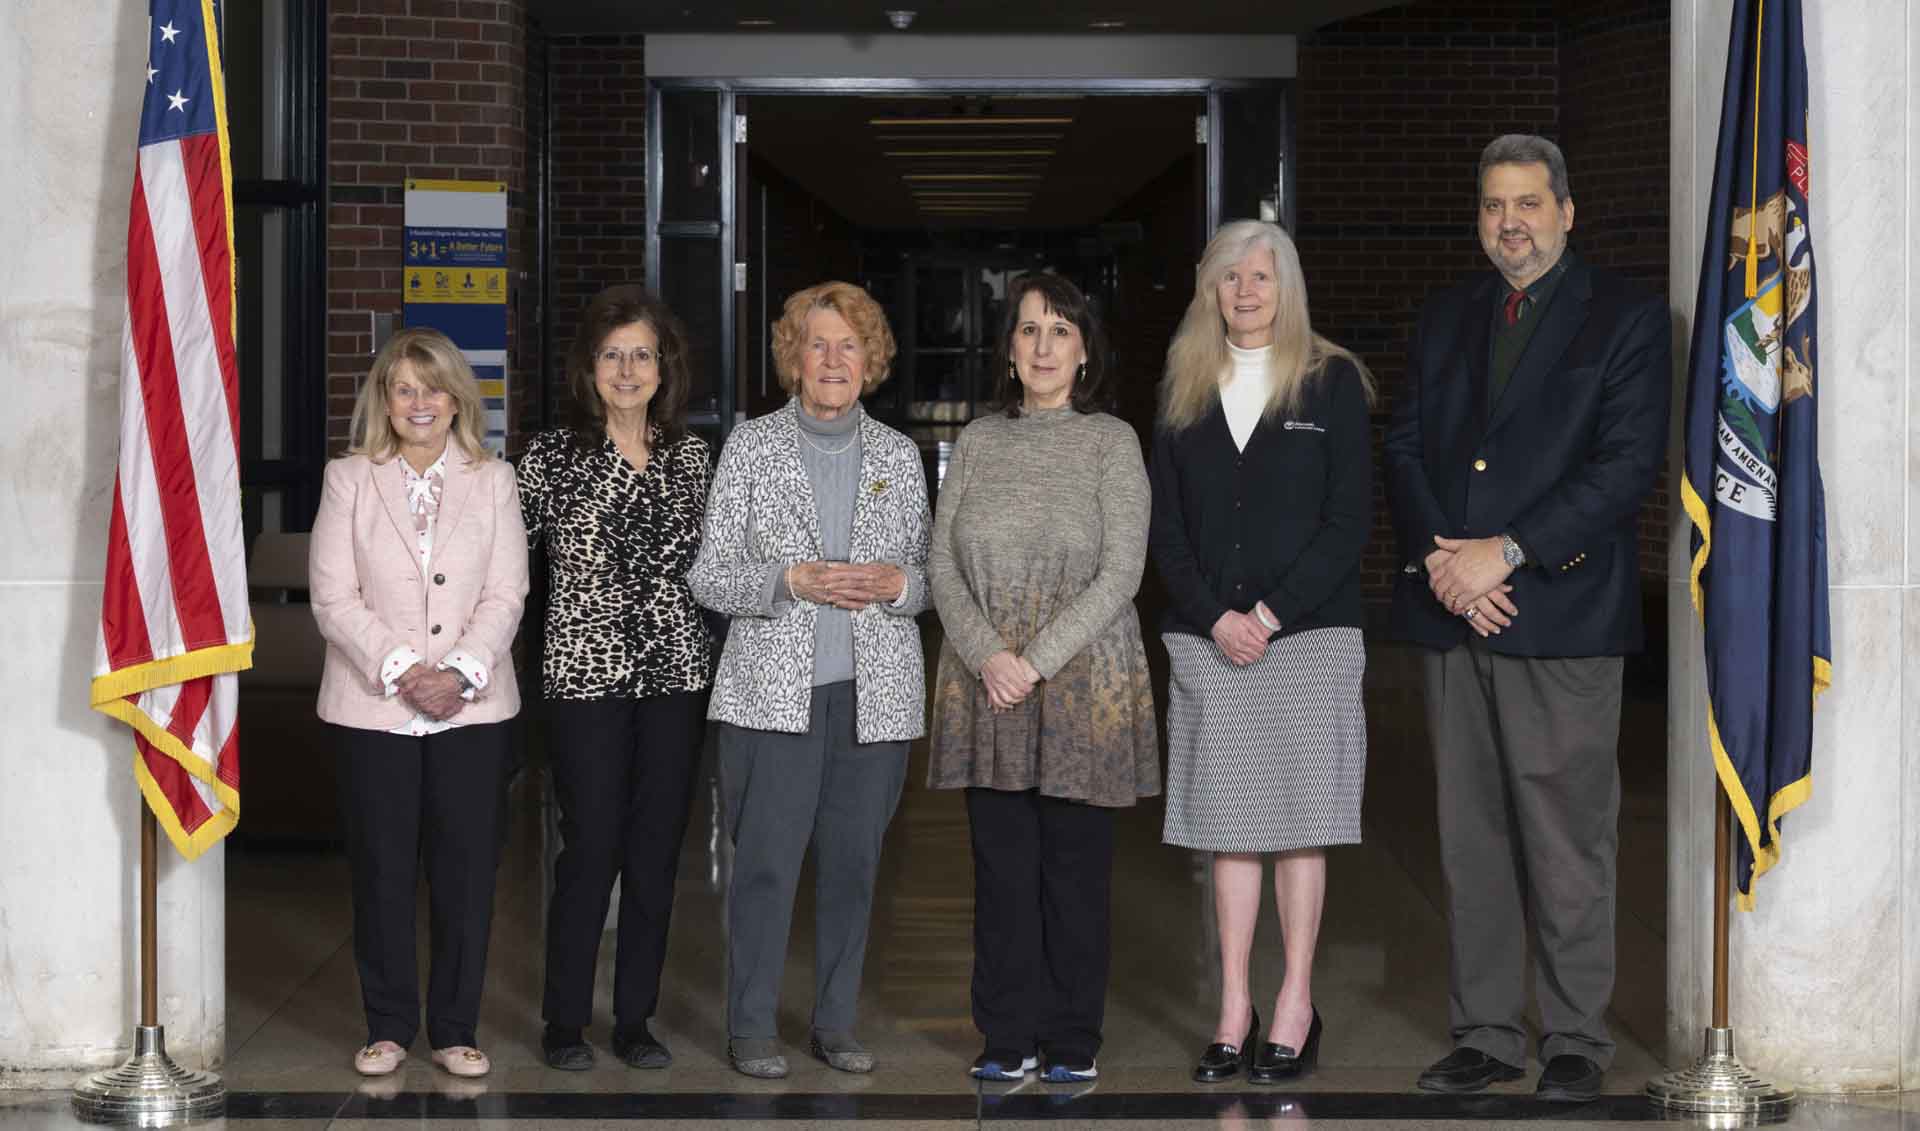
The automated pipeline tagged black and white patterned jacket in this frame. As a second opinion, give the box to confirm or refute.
[517,427,713,700]
[689,400,931,742]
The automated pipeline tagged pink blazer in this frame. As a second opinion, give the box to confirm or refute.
[308,450,529,730]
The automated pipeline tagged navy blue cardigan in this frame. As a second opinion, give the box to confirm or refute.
[1148,356,1372,640]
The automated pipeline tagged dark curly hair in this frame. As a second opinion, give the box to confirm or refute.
[565,285,694,449]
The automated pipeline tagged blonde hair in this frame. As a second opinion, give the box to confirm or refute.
[349,327,490,463]
[770,281,897,394]
[1160,220,1374,430]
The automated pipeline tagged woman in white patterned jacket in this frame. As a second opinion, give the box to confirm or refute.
[688,280,932,1081]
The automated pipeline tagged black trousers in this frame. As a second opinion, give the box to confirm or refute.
[964,787,1115,1057]
[542,692,705,1032]
[335,720,511,1051]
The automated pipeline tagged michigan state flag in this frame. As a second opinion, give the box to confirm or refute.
[1682,0,1831,911]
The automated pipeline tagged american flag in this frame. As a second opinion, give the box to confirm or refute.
[92,0,252,859]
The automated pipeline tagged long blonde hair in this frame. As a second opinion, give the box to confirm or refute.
[349,327,490,463]
[1160,220,1374,430]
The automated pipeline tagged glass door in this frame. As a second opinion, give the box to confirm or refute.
[1208,83,1294,232]
[646,83,736,437]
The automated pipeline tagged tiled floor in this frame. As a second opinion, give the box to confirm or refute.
[8,642,1901,1126]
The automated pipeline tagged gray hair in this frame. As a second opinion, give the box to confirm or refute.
[1478,134,1570,204]
[1159,220,1374,430]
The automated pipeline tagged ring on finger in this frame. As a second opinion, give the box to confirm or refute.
[1463,607,1479,621]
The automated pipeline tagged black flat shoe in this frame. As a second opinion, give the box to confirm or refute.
[1535,1053,1603,1102]
[1192,1008,1258,1083]
[611,1023,672,1069]
[541,1025,595,1071]
[1415,1046,1525,1093]
[1248,1007,1321,1083]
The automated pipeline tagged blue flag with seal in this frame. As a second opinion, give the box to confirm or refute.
[1682,0,1831,911]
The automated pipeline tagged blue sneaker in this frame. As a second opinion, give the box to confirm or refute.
[1041,1050,1098,1082]
[971,1048,1038,1081]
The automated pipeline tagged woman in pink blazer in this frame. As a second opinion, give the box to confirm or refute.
[309,327,529,1080]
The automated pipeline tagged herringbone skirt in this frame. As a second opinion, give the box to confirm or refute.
[1160,627,1366,853]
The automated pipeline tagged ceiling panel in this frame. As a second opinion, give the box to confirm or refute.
[745,94,1200,229]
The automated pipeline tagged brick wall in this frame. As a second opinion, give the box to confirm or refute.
[325,0,533,455]
[546,34,649,427]
[1296,0,1671,599]
[1558,0,1671,577]
[1296,0,1560,605]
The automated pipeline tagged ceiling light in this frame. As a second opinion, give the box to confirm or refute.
[884,149,1057,158]
[885,9,916,29]
[1088,19,1127,29]
[878,133,1065,142]
[736,16,774,26]
[869,116,1073,127]
[902,173,1043,181]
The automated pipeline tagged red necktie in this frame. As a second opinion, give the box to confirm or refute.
[1503,289,1527,326]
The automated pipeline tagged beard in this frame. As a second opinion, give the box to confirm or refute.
[1488,230,1556,279]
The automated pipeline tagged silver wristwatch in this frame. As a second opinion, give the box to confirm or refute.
[1500,533,1526,568]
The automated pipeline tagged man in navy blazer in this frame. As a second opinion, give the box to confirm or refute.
[1385,135,1669,1103]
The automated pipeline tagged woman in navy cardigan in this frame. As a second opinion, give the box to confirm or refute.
[1149,220,1375,1085]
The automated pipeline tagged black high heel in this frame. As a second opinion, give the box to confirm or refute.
[1191,1007,1259,1083]
[1249,1007,1321,1083]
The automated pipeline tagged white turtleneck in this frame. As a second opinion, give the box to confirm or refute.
[1221,339,1273,452]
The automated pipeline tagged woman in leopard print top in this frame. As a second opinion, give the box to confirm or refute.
[515,285,712,1072]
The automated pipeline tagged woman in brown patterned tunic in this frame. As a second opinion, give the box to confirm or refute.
[927,273,1157,1084]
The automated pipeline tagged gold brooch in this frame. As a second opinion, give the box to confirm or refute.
[870,480,888,494]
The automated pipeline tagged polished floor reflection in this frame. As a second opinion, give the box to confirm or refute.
[10,642,1905,1125]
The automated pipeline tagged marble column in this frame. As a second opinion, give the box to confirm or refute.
[1668,0,1920,1093]
[0,0,225,1083]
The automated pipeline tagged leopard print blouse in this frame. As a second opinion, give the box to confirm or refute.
[516,427,713,700]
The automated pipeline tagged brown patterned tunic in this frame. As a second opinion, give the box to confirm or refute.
[927,406,1159,808]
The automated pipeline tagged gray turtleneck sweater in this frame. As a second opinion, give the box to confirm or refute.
[754,401,891,687]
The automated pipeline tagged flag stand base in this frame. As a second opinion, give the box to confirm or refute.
[71,1025,225,1126]
[1646,1027,1794,1125]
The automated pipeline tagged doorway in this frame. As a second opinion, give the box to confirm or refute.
[644,82,1292,453]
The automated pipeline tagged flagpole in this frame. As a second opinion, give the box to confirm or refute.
[1712,789,1731,1030]
[1645,787,1794,1121]
[142,807,157,1029]
[71,802,225,1125]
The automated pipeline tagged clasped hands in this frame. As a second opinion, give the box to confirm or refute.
[397,662,466,721]
[1426,535,1518,639]
[787,561,905,611]
[1210,604,1278,667]
[980,650,1043,713]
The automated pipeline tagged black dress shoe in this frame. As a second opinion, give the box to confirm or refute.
[1415,1047,1524,1093]
[541,1024,595,1071]
[611,1023,672,1069]
[1248,1007,1321,1083]
[1192,1008,1259,1083]
[1535,1053,1603,1102]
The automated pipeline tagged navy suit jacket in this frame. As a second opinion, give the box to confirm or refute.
[1384,253,1670,657]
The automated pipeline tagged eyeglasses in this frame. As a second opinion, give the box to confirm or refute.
[389,383,451,403]
[597,347,662,369]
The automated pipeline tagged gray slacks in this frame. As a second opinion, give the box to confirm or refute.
[717,680,909,1042]
[1422,642,1623,1069]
